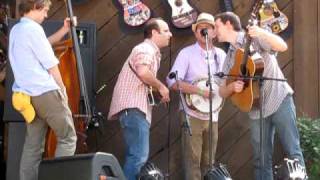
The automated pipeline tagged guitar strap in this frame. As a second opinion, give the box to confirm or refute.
[128,61,148,87]
[128,61,160,105]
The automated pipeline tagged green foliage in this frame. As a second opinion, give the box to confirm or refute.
[297,117,320,179]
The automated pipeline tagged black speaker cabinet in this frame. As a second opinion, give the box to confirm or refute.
[38,153,126,180]
[3,19,97,122]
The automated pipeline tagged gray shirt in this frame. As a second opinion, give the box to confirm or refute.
[221,32,293,119]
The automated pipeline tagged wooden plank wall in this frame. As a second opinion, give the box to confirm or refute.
[37,0,318,179]
[293,0,320,118]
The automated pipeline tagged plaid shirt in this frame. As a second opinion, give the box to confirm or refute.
[108,39,161,124]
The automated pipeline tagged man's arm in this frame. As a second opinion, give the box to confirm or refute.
[219,80,244,98]
[136,64,170,103]
[48,65,65,90]
[248,25,288,52]
[170,81,210,98]
[48,17,73,45]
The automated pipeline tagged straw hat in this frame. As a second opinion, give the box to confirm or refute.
[192,12,215,32]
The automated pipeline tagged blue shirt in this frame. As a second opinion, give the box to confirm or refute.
[9,17,60,96]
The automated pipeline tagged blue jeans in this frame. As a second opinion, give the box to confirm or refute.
[250,95,305,180]
[119,108,150,180]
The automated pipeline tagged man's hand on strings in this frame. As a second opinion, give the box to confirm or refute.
[228,80,244,93]
[247,25,267,38]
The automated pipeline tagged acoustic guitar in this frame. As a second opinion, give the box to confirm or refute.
[167,0,198,28]
[118,0,151,27]
[226,0,265,112]
[259,0,288,34]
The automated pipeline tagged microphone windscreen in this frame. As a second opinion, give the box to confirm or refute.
[200,28,208,36]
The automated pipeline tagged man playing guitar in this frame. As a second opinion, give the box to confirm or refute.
[214,12,306,180]
[166,12,226,180]
[108,18,171,180]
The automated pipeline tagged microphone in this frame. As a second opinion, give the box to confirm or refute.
[200,28,208,37]
[168,71,177,80]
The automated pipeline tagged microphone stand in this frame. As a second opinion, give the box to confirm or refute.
[173,71,192,136]
[203,30,215,169]
[214,72,287,180]
[88,83,107,152]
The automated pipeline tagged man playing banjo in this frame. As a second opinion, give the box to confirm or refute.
[166,12,226,180]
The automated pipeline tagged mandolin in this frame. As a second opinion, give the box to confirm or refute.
[118,0,151,27]
[226,0,265,112]
[259,0,288,34]
[167,0,198,28]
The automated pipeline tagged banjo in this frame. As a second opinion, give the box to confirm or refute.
[185,78,224,114]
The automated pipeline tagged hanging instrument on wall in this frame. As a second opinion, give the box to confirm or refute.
[258,0,288,34]
[167,0,198,28]
[118,0,151,27]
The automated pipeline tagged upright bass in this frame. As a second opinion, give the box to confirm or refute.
[45,0,92,157]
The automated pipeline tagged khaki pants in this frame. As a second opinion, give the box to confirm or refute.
[20,90,77,180]
[181,114,218,180]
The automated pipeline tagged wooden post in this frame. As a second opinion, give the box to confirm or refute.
[293,0,320,118]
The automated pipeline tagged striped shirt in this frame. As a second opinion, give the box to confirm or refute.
[220,32,293,119]
[108,39,161,124]
[167,43,226,121]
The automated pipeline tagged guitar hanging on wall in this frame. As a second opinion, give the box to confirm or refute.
[167,0,198,28]
[118,0,151,27]
[258,0,288,34]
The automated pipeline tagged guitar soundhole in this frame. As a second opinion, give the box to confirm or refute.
[273,11,280,18]
[175,0,182,7]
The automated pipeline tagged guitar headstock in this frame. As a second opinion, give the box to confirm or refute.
[248,0,264,25]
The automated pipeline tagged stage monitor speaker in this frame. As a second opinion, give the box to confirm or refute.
[3,19,96,122]
[38,152,126,180]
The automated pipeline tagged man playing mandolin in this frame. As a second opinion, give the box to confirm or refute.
[166,12,226,180]
[108,17,171,180]
[214,12,305,180]
[9,0,77,180]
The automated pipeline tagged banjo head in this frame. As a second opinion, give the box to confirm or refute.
[186,78,223,114]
